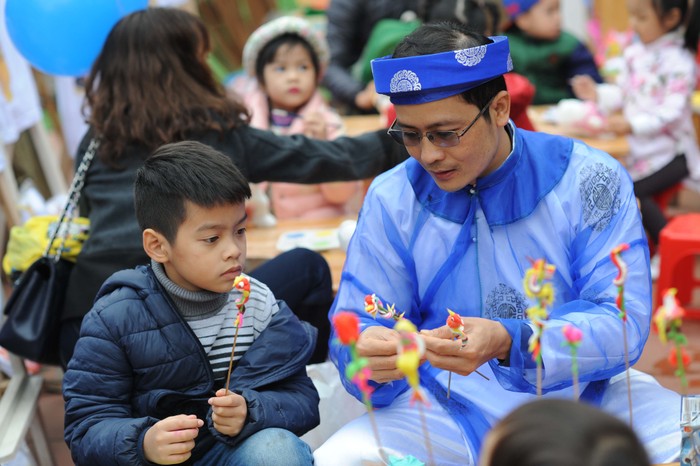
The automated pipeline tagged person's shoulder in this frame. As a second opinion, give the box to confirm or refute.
[519,129,624,182]
[504,28,526,43]
[237,274,279,319]
[364,160,410,196]
[558,30,584,46]
[87,266,158,321]
[659,42,696,69]
[564,139,629,185]
[247,274,275,301]
[537,31,583,56]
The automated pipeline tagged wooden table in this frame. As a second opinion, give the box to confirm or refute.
[247,217,352,293]
[527,105,630,161]
[342,114,387,137]
[245,117,384,293]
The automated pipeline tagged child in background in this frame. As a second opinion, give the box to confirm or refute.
[572,0,700,275]
[63,141,319,466]
[503,0,603,104]
[229,16,362,221]
[479,398,651,466]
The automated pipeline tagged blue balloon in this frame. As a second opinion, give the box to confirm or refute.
[4,0,148,76]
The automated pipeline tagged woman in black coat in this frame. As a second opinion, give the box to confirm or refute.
[60,7,406,368]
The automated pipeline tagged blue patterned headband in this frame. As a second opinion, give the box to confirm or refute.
[371,36,513,105]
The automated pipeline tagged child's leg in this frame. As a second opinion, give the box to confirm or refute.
[633,154,689,244]
[195,428,313,465]
[314,391,473,466]
[249,248,334,363]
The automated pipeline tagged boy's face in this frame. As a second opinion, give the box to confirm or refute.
[160,201,247,293]
[393,93,511,193]
[515,0,561,41]
[262,42,317,114]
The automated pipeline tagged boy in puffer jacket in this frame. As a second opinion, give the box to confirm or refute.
[63,141,319,466]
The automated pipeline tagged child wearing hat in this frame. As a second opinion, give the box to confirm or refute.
[503,0,602,104]
[228,16,362,221]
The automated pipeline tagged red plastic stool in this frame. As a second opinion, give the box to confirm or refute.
[653,182,683,217]
[656,213,700,318]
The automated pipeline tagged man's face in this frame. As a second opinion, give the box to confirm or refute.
[516,0,561,40]
[393,93,510,192]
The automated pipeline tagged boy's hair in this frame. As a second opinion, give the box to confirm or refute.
[255,33,321,85]
[392,22,507,119]
[485,399,651,466]
[134,141,251,243]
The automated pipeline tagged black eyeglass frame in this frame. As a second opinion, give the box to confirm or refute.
[387,95,496,148]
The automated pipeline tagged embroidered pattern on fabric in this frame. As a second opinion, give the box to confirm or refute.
[484,283,527,320]
[579,163,621,232]
[390,70,421,93]
[454,46,487,67]
[580,288,614,305]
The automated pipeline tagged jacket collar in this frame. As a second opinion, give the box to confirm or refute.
[407,122,571,225]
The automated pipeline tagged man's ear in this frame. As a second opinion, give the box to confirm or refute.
[492,90,511,127]
[143,228,170,264]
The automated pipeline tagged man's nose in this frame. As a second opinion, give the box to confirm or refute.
[417,137,445,165]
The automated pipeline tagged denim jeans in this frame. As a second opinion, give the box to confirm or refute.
[195,428,314,465]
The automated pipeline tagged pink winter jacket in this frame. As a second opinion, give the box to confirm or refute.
[229,76,362,220]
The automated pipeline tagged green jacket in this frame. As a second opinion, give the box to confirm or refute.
[506,29,602,104]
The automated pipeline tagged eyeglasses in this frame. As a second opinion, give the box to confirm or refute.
[387,96,495,148]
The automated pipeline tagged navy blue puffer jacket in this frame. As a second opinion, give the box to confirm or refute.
[63,266,320,465]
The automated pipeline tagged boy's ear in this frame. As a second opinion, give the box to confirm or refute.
[492,90,511,127]
[142,228,170,264]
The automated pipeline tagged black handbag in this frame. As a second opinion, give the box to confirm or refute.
[0,139,99,365]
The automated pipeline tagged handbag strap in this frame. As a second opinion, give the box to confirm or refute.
[43,138,100,260]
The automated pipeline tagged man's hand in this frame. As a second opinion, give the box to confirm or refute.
[421,317,511,376]
[209,389,248,436]
[356,325,405,383]
[143,414,202,465]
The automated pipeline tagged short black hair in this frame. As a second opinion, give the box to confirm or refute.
[255,33,320,85]
[486,399,651,466]
[134,141,251,242]
[392,21,507,119]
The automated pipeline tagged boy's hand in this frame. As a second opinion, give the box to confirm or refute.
[606,113,632,135]
[209,389,247,436]
[143,414,202,465]
[355,80,378,111]
[570,75,597,102]
[303,112,328,140]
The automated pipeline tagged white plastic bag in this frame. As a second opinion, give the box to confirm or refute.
[302,361,366,451]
